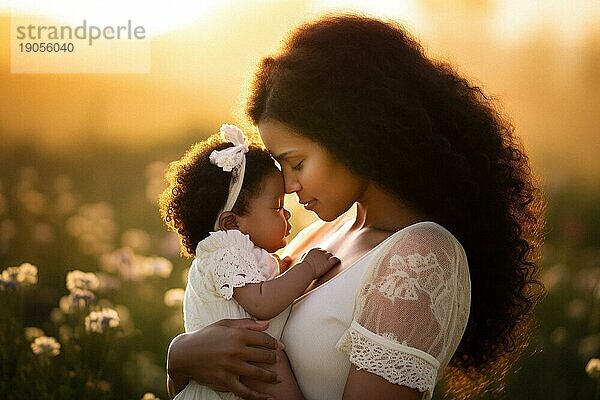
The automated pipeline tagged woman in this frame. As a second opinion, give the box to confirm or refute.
[166,14,544,400]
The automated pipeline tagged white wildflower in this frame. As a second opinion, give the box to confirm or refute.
[1,263,38,288]
[0,276,16,290]
[56,192,78,215]
[586,358,600,379]
[145,161,167,180]
[100,247,133,273]
[579,334,600,359]
[566,298,587,320]
[145,161,167,204]
[24,327,45,342]
[20,189,46,214]
[69,288,97,309]
[95,272,121,292]
[31,336,61,357]
[549,327,568,346]
[164,288,185,307]
[32,223,55,245]
[541,264,567,292]
[85,380,111,393]
[113,304,132,330]
[59,325,73,342]
[66,270,99,291]
[50,308,65,324]
[18,263,38,284]
[60,289,97,314]
[53,174,73,193]
[59,295,76,314]
[159,232,181,259]
[85,308,120,333]
[143,256,173,278]
[65,202,117,255]
[121,229,151,253]
[100,247,145,281]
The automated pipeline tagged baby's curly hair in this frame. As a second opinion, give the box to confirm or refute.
[159,133,279,258]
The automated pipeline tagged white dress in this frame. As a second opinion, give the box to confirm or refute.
[279,218,471,400]
[174,230,290,400]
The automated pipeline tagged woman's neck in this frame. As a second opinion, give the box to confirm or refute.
[352,182,428,232]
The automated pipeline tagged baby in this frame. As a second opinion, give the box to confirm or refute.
[159,124,339,400]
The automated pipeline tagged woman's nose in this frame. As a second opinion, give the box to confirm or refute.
[283,174,301,194]
[283,208,291,219]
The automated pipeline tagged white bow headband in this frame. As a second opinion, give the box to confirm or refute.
[209,124,250,231]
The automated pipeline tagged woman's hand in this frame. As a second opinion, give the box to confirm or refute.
[167,318,283,400]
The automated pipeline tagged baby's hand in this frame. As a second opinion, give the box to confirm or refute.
[300,248,340,279]
[274,254,294,273]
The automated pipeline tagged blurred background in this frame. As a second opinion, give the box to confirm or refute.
[1,0,599,399]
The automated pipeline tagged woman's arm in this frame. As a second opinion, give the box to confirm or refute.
[343,366,423,400]
[233,249,339,320]
[339,224,466,400]
[166,319,282,400]
[165,221,345,399]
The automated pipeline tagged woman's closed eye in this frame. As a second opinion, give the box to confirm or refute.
[291,160,303,171]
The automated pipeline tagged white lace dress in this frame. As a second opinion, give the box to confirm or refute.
[279,219,471,400]
[174,230,290,400]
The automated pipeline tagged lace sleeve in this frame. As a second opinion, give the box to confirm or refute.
[336,222,471,399]
[198,230,272,300]
[209,246,270,300]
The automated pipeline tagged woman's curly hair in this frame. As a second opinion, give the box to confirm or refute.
[246,14,545,398]
[159,133,279,258]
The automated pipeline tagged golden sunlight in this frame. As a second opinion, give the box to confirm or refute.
[7,0,223,36]
[1,0,599,183]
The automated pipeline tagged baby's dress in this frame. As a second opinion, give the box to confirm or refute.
[174,229,289,400]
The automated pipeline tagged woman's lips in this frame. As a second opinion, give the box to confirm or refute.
[303,200,316,210]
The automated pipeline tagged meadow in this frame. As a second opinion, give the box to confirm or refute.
[1,131,599,399]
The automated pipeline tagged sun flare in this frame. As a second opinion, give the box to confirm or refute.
[7,0,223,36]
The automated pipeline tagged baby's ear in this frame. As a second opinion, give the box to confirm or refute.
[218,212,239,230]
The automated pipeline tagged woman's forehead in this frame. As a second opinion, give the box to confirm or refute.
[258,120,309,155]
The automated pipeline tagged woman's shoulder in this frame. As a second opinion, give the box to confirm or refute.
[402,221,461,242]
[378,220,466,262]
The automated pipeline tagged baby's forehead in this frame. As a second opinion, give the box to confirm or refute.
[259,170,285,197]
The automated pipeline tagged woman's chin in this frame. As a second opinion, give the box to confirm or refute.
[313,209,339,222]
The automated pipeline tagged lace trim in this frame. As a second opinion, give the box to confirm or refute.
[212,248,265,300]
[336,323,438,399]
[196,230,254,256]
[192,230,274,300]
